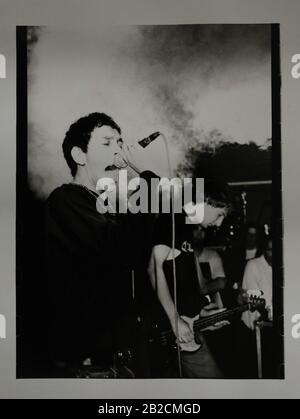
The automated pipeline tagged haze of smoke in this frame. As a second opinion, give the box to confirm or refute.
[135,25,270,145]
[27,25,271,199]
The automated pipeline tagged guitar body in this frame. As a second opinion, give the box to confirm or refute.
[148,296,265,376]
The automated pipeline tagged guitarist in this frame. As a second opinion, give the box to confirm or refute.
[148,179,232,378]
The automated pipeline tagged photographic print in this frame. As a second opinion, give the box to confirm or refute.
[16,24,283,379]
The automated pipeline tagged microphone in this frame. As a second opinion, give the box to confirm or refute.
[113,131,163,174]
[137,132,161,148]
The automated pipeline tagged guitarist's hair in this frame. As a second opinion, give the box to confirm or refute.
[191,177,234,213]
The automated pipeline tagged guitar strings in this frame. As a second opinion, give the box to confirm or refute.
[159,304,249,342]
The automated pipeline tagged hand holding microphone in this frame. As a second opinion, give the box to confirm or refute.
[115,132,162,175]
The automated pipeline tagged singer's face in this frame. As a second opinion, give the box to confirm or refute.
[85,125,122,184]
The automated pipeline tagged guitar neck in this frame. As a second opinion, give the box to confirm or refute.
[193,303,250,331]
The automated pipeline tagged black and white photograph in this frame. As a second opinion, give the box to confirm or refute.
[16,24,283,379]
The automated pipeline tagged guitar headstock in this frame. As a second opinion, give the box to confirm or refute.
[248,294,266,312]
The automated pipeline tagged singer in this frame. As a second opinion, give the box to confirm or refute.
[45,112,159,377]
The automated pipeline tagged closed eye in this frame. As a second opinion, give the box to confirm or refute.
[101,136,114,146]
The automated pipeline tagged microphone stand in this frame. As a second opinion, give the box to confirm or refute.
[159,133,182,378]
[125,132,182,378]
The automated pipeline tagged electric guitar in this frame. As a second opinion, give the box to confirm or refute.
[150,296,265,353]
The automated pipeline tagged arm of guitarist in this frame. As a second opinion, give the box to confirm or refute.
[148,245,194,343]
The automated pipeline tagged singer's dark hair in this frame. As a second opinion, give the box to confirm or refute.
[62,112,121,177]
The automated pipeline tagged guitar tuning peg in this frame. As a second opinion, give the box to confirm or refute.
[247,289,263,299]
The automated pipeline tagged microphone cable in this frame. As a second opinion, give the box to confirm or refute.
[160,133,182,378]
